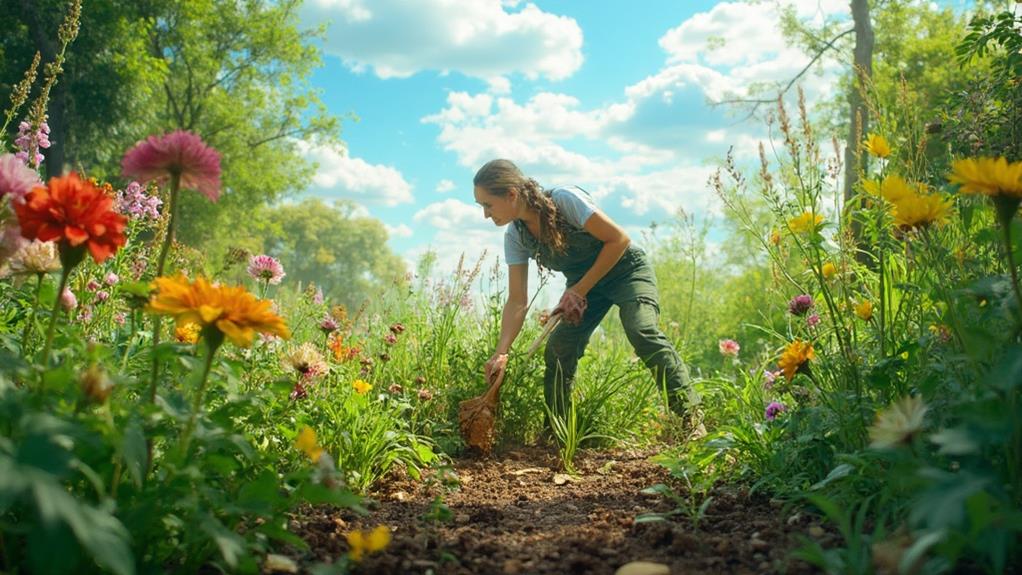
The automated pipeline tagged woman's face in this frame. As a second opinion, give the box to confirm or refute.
[474,186,518,226]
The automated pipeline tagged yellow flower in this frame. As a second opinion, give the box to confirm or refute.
[821,262,837,280]
[174,322,201,344]
[146,274,290,347]
[778,340,815,381]
[868,395,927,449]
[352,379,372,395]
[347,525,391,561]
[295,426,323,463]
[787,212,824,234]
[770,229,781,245]
[948,157,1022,198]
[862,174,918,204]
[863,133,891,158]
[890,193,953,230]
[854,300,874,321]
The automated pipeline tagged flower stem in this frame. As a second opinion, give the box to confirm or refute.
[20,273,44,353]
[179,337,221,458]
[148,172,181,403]
[1001,219,1022,322]
[40,267,70,369]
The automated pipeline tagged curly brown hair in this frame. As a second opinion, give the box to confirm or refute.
[473,159,567,254]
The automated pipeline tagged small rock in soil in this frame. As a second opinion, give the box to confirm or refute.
[615,560,671,575]
[808,525,825,538]
[263,554,298,574]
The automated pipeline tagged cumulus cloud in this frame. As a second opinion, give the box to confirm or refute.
[385,223,414,239]
[299,142,414,206]
[301,0,583,81]
[436,179,457,193]
[413,198,488,231]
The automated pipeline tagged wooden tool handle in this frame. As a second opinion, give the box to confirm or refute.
[525,313,562,356]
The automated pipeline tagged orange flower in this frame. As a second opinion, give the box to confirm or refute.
[778,339,815,381]
[329,334,360,362]
[13,173,127,264]
[146,274,290,347]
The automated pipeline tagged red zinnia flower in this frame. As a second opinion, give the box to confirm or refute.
[14,173,127,263]
[121,130,222,202]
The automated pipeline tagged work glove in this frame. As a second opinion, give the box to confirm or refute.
[553,289,587,326]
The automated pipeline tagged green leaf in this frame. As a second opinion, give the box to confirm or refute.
[201,514,245,569]
[810,463,855,491]
[122,419,148,488]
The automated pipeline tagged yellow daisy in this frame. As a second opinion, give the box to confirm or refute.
[347,525,391,561]
[295,426,324,463]
[863,133,891,158]
[778,339,815,381]
[787,212,824,234]
[948,157,1022,198]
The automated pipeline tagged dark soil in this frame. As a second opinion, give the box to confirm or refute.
[295,447,832,574]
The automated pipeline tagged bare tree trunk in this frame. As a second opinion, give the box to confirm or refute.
[845,0,874,253]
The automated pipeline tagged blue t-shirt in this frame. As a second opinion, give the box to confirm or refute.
[504,186,598,265]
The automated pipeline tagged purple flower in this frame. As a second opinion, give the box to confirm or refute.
[807,313,821,327]
[115,181,162,221]
[87,279,100,291]
[788,294,814,316]
[247,255,285,284]
[0,153,40,202]
[313,286,324,305]
[60,287,78,311]
[95,290,109,303]
[384,333,398,346]
[114,312,127,325]
[77,305,93,323]
[105,272,119,285]
[319,316,339,334]
[765,401,786,421]
[14,121,50,168]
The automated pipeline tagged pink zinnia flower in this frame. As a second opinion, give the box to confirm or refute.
[247,255,285,284]
[0,153,39,203]
[718,338,740,357]
[105,272,119,285]
[121,130,222,202]
[765,401,786,421]
[61,288,78,311]
[788,294,814,316]
[95,290,110,303]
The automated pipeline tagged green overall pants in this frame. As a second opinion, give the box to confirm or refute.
[514,219,692,419]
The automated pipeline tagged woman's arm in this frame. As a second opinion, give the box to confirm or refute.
[495,263,529,354]
[569,210,631,296]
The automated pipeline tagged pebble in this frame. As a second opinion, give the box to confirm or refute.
[786,512,802,526]
[758,561,772,572]
[263,554,298,574]
[750,537,769,551]
[808,525,825,538]
[502,558,523,574]
[615,561,671,575]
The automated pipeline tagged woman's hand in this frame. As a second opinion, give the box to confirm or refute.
[484,352,509,384]
[553,288,587,325]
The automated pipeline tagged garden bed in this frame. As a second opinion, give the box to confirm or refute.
[295,447,829,574]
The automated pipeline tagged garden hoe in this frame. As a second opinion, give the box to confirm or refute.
[458,313,562,453]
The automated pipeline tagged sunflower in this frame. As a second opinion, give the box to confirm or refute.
[863,133,891,158]
[948,156,1022,198]
[146,273,290,347]
[778,339,815,381]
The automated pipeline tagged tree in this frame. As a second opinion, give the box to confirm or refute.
[260,198,407,308]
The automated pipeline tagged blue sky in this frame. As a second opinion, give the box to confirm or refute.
[293,0,943,282]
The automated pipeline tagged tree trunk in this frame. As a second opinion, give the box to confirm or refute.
[846,0,874,254]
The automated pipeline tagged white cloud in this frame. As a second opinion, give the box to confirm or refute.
[413,198,488,231]
[385,223,414,239]
[435,179,457,193]
[301,0,583,81]
[299,142,414,206]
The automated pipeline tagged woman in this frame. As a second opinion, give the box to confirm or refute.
[473,159,692,424]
